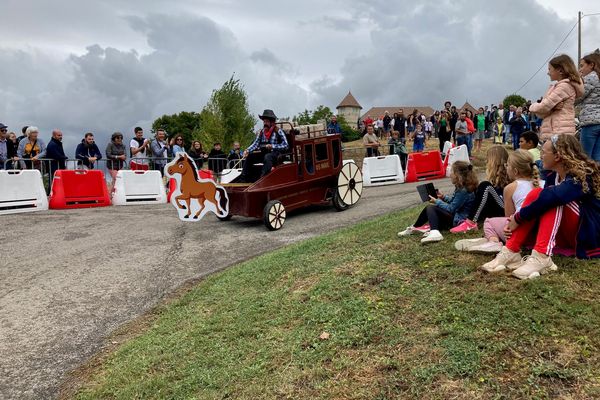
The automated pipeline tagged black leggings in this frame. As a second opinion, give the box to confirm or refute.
[414,205,454,231]
[469,181,504,222]
[438,128,451,152]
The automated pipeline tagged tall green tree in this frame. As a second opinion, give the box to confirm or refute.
[198,76,256,151]
[152,111,201,146]
[502,94,527,109]
[293,105,333,125]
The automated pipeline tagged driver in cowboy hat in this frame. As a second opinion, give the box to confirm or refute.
[239,109,289,182]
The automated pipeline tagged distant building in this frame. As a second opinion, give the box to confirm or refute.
[459,101,478,116]
[336,91,362,129]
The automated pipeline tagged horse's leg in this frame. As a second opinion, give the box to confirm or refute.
[175,194,187,209]
[184,198,192,218]
[193,196,205,219]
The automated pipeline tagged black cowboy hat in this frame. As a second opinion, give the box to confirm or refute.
[259,109,277,121]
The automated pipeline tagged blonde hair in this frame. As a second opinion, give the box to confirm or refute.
[485,145,510,188]
[451,161,478,192]
[552,135,600,197]
[507,149,540,188]
[549,54,582,84]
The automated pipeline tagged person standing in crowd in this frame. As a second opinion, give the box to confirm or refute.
[424,117,433,139]
[509,107,528,150]
[529,54,584,141]
[575,52,600,161]
[0,123,8,170]
[362,115,373,130]
[455,112,469,151]
[363,124,380,157]
[130,127,151,170]
[208,142,227,175]
[227,141,243,167]
[383,111,392,138]
[75,132,102,169]
[411,122,427,152]
[17,126,28,145]
[45,129,68,183]
[6,131,18,169]
[327,115,341,134]
[105,132,127,192]
[479,135,600,278]
[392,110,407,143]
[437,110,450,152]
[503,105,515,144]
[492,116,504,144]
[449,105,459,141]
[17,126,46,169]
[170,134,186,155]
[150,129,170,175]
[375,115,384,138]
[188,140,207,169]
[474,107,486,153]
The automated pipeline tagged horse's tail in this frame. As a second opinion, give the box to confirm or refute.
[216,187,228,216]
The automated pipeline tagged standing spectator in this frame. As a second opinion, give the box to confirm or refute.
[455,112,469,151]
[449,106,459,141]
[464,110,476,156]
[188,140,207,169]
[474,107,486,153]
[363,124,380,157]
[17,126,46,169]
[170,134,186,155]
[383,111,392,138]
[129,127,151,170]
[438,110,451,152]
[17,126,28,145]
[431,111,440,138]
[45,129,68,182]
[509,107,527,150]
[363,115,373,129]
[75,132,102,169]
[503,105,516,145]
[529,54,584,141]
[392,110,407,143]
[496,104,506,143]
[411,122,427,152]
[150,129,170,175]
[208,142,227,175]
[407,109,419,136]
[375,115,384,138]
[424,118,433,138]
[492,116,504,144]
[228,141,243,167]
[575,52,600,161]
[484,105,491,136]
[327,115,341,134]
[6,131,19,169]
[105,132,127,192]
[0,123,8,170]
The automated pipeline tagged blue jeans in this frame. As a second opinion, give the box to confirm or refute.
[580,124,600,162]
[512,131,521,150]
[456,135,468,152]
[466,134,473,156]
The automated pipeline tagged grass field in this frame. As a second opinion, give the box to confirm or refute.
[71,206,600,400]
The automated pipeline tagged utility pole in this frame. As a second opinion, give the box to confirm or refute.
[578,11,582,63]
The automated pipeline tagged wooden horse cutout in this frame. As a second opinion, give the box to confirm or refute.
[166,153,229,220]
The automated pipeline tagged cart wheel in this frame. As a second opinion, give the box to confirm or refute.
[336,161,363,207]
[332,190,349,211]
[216,213,232,221]
[263,200,286,231]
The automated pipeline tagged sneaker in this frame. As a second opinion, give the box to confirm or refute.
[512,250,558,280]
[413,224,430,233]
[469,241,503,254]
[421,229,444,244]
[397,226,416,237]
[479,246,522,273]
[450,219,478,234]
[454,238,488,251]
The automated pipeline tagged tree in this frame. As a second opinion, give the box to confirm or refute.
[292,105,333,125]
[337,115,361,142]
[502,94,527,109]
[198,76,256,151]
[152,111,201,146]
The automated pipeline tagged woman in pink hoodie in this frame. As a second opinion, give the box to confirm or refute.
[529,54,584,141]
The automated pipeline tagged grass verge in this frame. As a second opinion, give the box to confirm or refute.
[72,207,600,400]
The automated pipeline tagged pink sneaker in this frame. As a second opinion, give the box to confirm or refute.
[413,224,430,233]
[450,219,478,234]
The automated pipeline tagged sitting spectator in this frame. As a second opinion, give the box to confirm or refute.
[6,131,18,169]
[327,115,342,134]
[451,146,510,233]
[480,135,600,279]
[388,130,408,170]
[227,141,243,167]
[45,129,68,182]
[208,142,227,174]
[170,134,185,155]
[105,132,127,192]
[188,140,207,169]
[397,161,477,243]
[150,129,170,175]
[130,127,151,170]
[455,150,539,253]
[17,126,46,169]
[0,123,7,170]
[519,130,541,161]
[363,124,380,157]
[411,122,427,152]
[75,132,102,169]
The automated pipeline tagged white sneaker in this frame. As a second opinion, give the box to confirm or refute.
[421,229,444,244]
[512,250,558,280]
[398,226,415,237]
[479,246,522,273]
[454,238,488,251]
[469,241,503,254]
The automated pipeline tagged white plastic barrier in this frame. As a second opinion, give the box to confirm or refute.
[112,170,167,205]
[362,154,404,186]
[0,169,48,215]
[445,144,470,177]
[442,141,454,157]
[219,168,242,184]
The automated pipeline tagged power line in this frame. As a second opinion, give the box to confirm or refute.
[513,20,578,94]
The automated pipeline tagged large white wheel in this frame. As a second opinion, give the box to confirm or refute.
[336,162,363,207]
[263,200,286,231]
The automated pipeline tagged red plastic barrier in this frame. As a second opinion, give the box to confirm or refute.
[49,170,111,209]
[405,150,445,183]
[167,170,214,202]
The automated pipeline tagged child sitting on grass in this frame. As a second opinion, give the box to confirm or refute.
[397,161,477,244]
[455,149,539,253]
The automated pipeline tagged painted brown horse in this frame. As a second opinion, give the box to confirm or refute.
[167,153,228,219]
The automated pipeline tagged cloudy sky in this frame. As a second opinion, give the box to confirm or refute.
[1,0,599,154]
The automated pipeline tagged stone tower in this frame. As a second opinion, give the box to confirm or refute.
[336,91,362,130]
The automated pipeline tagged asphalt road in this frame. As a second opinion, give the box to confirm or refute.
[0,177,456,399]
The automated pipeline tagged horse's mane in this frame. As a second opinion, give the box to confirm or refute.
[178,155,200,181]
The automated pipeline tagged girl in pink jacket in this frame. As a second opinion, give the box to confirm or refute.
[529,54,584,141]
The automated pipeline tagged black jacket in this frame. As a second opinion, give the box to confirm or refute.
[46,137,68,173]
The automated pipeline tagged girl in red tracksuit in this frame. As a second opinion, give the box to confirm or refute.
[480,134,600,279]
